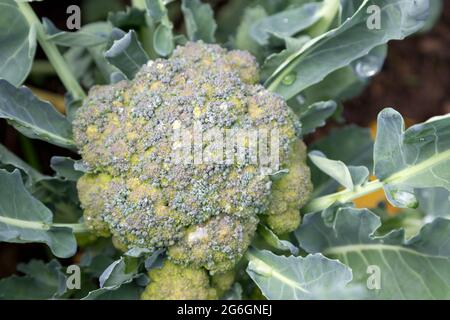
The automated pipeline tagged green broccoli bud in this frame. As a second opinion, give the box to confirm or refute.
[141,260,217,300]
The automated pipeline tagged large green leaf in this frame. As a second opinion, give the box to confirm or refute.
[0,0,36,86]
[296,206,450,299]
[181,0,217,43]
[266,0,429,100]
[0,169,77,258]
[374,109,450,208]
[246,248,357,300]
[0,260,67,299]
[0,80,75,148]
[416,187,450,219]
[288,45,387,107]
[0,143,47,186]
[104,30,149,79]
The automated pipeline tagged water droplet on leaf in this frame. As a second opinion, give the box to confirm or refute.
[392,190,419,209]
[354,55,383,78]
[282,73,296,85]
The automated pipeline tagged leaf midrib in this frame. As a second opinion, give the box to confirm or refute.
[384,148,450,185]
[323,243,439,258]
[247,253,311,294]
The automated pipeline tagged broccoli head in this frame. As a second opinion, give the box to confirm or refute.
[73,42,312,279]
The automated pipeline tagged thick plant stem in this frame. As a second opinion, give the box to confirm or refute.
[17,2,86,101]
[0,215,88,233]
[303,179,384,213]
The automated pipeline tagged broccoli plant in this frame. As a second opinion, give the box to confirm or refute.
[0,0,448,300]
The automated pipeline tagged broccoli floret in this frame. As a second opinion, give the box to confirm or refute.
[141,260,217,300]
[211,270,236,297]
[263,140,313,235]
[73,42,312,279]
[168,214,258,274]
[77,173,111,237]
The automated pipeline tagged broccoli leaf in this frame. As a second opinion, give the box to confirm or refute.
[108,7,147,31]
[297,100,337,135]
[246,248,359,299]
[309,150,369,190]
[0,145,82,222]
[99,256,141,288]
[266,0,430,99]
[104,30,149,79]
[181,0,217,43]
[42,18,110,47]
[309,125,374,197]
[0,143,47,187]
[419,0,443,33]
[234,6,268,62]
[250,2,322,46]
[61,23,118,87]
[83,255,143,300]
[289,45,387,107]
[83,282,143,300]
[260,35,310,81]
[145,0,167,23]
[0,80,75,149]
[0,169,77,258]
[0,260,67,299]
[296,206,450,299]
[50,156,83,182]
[153,24,174,57]
[146,0,174,57]
[374,108,450,208]
[415,187,450,219]
[257,224,299,255]
[0,0,36,86]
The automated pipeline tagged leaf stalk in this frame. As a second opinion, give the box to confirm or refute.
[17,2,86,101]
[0,215,88,233]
